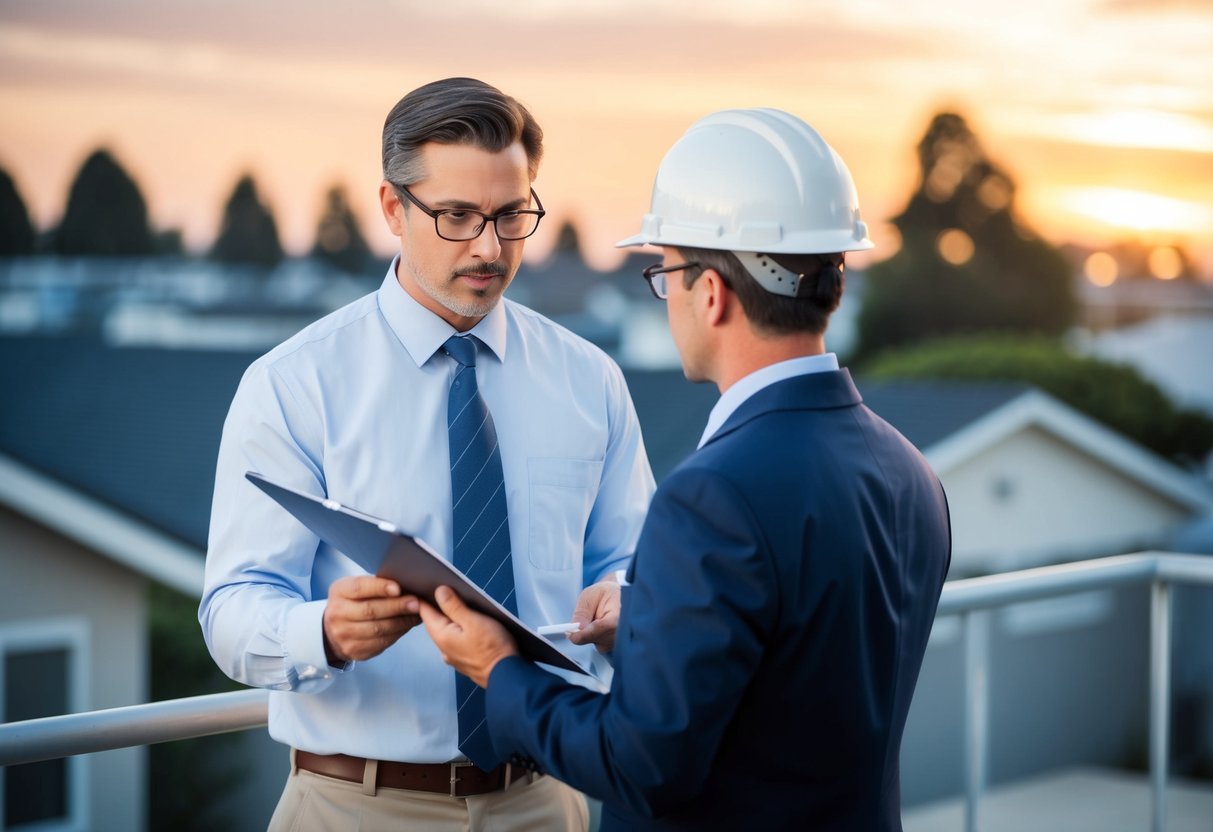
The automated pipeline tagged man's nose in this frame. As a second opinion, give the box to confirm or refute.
[469,221,503,261]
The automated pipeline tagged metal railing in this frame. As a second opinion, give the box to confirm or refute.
[2,551,1211,831]
[934,551,1213,832]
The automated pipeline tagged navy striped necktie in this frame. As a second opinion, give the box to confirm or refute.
[443,334,515,770]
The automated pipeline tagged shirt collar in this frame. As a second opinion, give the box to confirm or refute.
[376,255,509,366]
[697,353,839,449]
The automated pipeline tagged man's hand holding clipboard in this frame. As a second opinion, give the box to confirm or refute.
[244,471,601,681]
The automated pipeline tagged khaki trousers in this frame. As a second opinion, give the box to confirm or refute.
[267,750,589,832]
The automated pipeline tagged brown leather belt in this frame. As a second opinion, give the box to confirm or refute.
[295,750,529,798]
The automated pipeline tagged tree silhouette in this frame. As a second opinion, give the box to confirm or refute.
[210,174,283,269]
[311,185,371,275]
[53,149,153,256]
[0,167,35,255]
[855,113,1076,362]
[553,220,582,257]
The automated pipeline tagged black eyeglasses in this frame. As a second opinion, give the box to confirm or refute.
[642,261,700,300]
[391,182,545,242]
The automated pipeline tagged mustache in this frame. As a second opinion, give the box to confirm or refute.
[451,263,507,279]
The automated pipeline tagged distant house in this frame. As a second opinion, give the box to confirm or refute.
[860,381,1213,576]
[0,453,201,830]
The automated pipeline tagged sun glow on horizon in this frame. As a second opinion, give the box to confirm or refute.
[1056,187,1213,236]
[1046,110,1213,155]
[1,1,1212,277]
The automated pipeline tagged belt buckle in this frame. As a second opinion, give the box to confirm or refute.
[449,760,475,798]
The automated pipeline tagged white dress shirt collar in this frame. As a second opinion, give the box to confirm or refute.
[376,256,509,367]
[697,353,839,449]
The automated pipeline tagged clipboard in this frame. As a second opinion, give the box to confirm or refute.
[245,471,595,679]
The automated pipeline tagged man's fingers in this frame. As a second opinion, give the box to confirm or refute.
[333,594,417,622]
[330,612,420,639]
[333,575,402,600]
[433,586,470,621]
[323,612,423,662]
[417,600,451,629]
[566,622,593,644]
[571,587,599,625]
[568,620,602,643]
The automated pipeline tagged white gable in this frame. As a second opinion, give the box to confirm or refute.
[924,390,1213,575]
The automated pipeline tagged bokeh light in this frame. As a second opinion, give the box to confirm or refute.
[937,229,975,265]
[1148,246,1183,280]
[1084,251,1119,286]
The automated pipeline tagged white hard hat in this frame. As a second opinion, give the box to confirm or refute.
[617,108,873,255]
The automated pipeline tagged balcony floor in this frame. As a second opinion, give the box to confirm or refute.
[903,766,1213,831]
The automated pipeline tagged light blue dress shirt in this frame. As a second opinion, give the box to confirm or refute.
[697,353,840,449]
[200,260,655,763]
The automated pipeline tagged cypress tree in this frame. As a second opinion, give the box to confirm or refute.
[311,185,371,275]
[54,149,153,256]
[210,174,284,269]
[0,167,35,255]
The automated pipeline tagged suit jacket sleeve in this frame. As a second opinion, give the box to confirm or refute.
[486,466,776,818]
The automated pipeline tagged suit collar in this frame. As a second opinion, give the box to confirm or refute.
[698,353,839,449]
[701,369,863,448]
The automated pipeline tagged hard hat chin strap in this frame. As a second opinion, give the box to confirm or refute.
[734,251,841,301]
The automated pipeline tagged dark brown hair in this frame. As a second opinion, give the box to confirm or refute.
[382,77,544,186]
[679,247,845,336]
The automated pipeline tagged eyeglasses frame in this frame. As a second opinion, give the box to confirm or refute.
[642,261,701,300]
[390,181,546,242]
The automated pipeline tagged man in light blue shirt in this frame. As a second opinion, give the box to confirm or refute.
[199,77,655,831]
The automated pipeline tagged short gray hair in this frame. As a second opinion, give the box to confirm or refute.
[382,77,544,187]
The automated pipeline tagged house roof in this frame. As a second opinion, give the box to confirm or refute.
[3,334,1209,596]
[857,379,1032,450]
[0,336,250,549]
[622,369,717,481]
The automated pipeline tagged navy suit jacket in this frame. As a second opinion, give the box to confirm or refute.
[486,369,951,830]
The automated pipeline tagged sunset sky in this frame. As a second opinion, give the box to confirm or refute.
[1,0,1210,274]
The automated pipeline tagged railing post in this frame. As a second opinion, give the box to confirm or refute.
[1150,580,1171,832]
[963,609,990,832]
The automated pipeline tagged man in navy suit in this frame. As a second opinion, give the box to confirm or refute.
[421,108,952,831]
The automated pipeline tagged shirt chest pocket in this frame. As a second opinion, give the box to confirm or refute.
[528,457,604,570]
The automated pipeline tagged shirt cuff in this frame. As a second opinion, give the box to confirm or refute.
[283,600,350,690]
[615,568,631,587]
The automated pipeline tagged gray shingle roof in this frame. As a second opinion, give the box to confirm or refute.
[1,334,1034,552]
[856,379,1032,451]
[0,336,252,548]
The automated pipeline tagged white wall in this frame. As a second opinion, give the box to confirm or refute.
[1,506,148,832]
[941,426,1191,575]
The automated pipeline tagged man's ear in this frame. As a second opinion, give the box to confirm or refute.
[380,181,405,236]
[699,268,731,327]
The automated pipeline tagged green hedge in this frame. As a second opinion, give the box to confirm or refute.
[863,335,1213,467]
